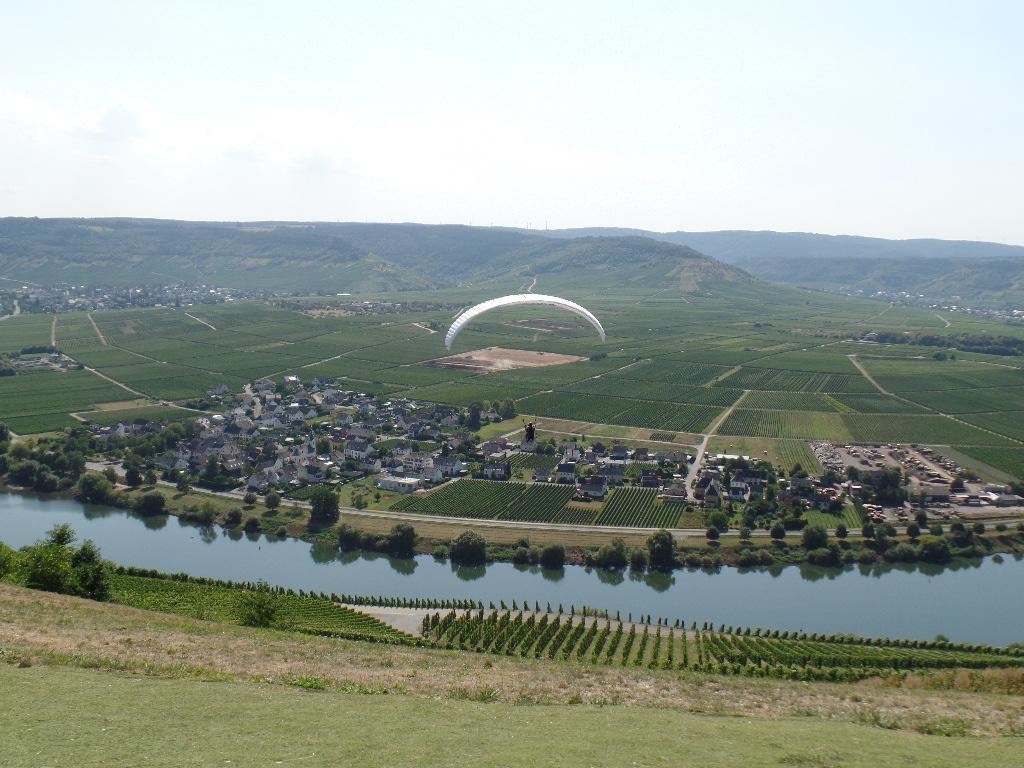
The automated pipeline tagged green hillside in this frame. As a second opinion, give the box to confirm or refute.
[0,218,746,294]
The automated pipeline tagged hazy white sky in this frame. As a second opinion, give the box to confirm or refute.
[2,1,1022,242]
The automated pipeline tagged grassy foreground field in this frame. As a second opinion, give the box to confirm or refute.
[4,663,1023,768]
[2,583,1024,768]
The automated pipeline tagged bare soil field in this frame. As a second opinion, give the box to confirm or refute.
[428,346,586,372]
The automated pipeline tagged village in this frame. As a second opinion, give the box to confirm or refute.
[81,373,1024,531]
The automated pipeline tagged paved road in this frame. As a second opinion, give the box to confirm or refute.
[0,300,19,321]
[684,391,748,497]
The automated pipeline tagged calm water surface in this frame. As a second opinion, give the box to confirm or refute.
[2,493,1022,645]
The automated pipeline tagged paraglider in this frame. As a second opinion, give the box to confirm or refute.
[444,294,606,351]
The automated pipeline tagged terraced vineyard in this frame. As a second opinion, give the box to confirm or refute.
[110,574,414,643]
[422,610,1024,681]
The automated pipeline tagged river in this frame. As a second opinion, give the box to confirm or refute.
[2,493,1022,645]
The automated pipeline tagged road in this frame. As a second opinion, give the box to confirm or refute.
[0,300,19,321]
[184,312,216,331]
[847,354,889,395]
[684,391,748,497]
[87,313,108,346]
[50,316,56,346]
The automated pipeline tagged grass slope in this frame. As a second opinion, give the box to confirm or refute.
[4,664,1022,768]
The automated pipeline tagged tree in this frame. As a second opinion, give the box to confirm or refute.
[539,544,565,569]
[708,510,729,532]
[125,466,142,487]
[136,493,166,516]
[705,527,719,541]
[71,540,109,600]
[906,522,921,539]
[103,467,119,484]
[309,486,340,525]
[801,525,828,550]
[450,530,487,565]
[646,529,674,568]
[387,523,417,557]
[265,490,281,510]
[629,547,648,570]
[176,475,191,494]
[316,436,331,455]
[770,524,786,541]
[243,491,258,507]
[47,523,76,547]
[78,473,113,504]
[238,585,279,627]
[466,402,483,430]
[144,469,158,486]
[835,524,848,539]
[0,421,8,442]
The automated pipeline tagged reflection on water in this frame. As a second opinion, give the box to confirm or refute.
[2,492,1023,645]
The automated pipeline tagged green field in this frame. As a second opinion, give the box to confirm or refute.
[0,369,130,434]
[8,665,1022,768]
[391,479,578,523]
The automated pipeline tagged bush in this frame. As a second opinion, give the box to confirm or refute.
[972,522,986,535]
[450,530,487,565]
[511,546,531,564]
[707,510,729,532]
[125,466,142,487]
[770,524,786,540]
[238,586,278,627]
[706,527,719,541]
[539,544,565,569]
[646,529,674,568]
[387,523,417,557]
[243,516,261,533]
[906,522,920,539]
[337,524,362,550]
[78,473,113,504]
[806,546,840,566]
[265,491,281,510]
[243,492,258,506]
[918,536,952,563]
[835,524,848,539]
[886,542,918,563]
[135,492,166,517]
[801,525,828,550]
[224,508,243,527]
[593,538,628,569]
[628,548,648,570]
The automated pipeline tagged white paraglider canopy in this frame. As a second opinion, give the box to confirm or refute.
[445,293,606,351]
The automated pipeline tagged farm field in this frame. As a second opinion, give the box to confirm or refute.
[953,446,1024,482]
[706,436,821,474]
[0,369,130,434]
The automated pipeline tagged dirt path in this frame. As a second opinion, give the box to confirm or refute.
[847,354,889,395]
[82,366,145,397]
[184,312,216,330]
[87,313,108,346]
[0,300,20,321]
[49,315,56,346]
[685,390,748,496]
[935,312,951,328]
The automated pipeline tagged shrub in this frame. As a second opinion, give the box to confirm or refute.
[770,524,786,540]
[224,508,243,527]
[135,492,166,517]
[337,524,362,550]
[243,516,261,533]
[835,524,848,539]
[176,475,191,494]
[539,544,565,569]
[801,525,828,550]
[886,542,918,563]
[708,510,729,532]
[807,546,840,566]
[628,547,649,570]
[265,491,281,510]
[78,473,113,504]
[243,492,258,506]
[125,466,142,487]
[918,536,952,563]
[450,531,487,565]
[739,527,752,540]
[972,522,986,535]
[906,523,920,539]
[387,523,417,557]
[238,587,278,627]
[646,529,674,568]
[511,546,531,564]
[706,527,720,541]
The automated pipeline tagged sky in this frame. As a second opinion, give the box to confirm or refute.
[1,1,1022,243]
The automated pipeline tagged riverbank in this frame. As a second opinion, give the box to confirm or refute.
[7,480,1024,574]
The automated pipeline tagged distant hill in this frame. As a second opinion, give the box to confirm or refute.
[0,218,749,295]
[534,228,1024,307]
